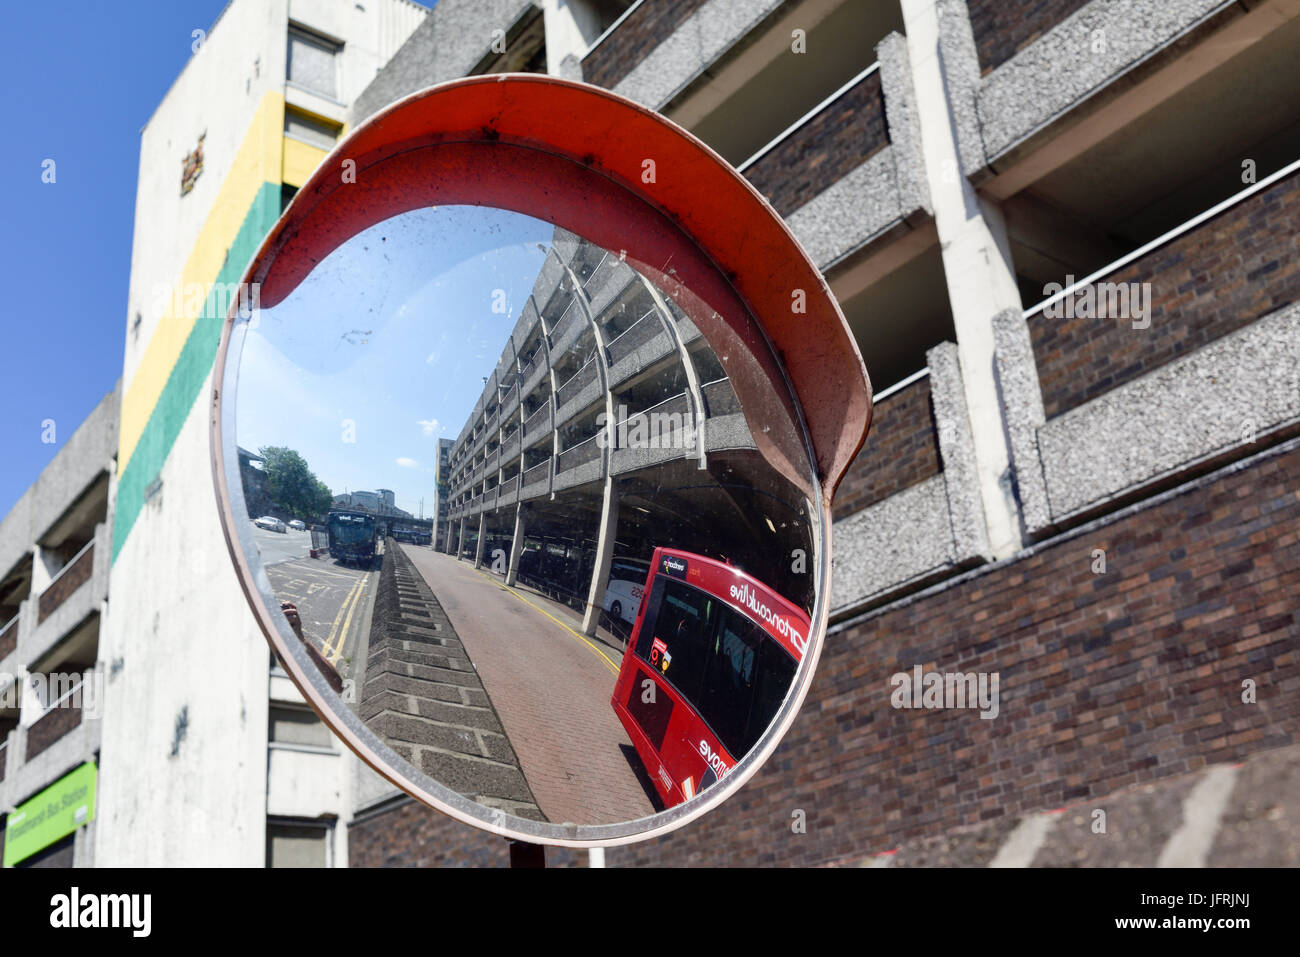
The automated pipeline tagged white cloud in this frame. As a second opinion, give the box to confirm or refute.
[417,417,440,436]
[395,457,419,468]
[425,351,439,365]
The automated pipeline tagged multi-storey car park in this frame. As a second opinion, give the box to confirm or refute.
[438,226,813,637]
[1,0,1298,868]
[0,385,118,867]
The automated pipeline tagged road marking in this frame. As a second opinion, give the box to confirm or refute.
[466,565,620,676]
[321,574,365,661]
[1157,764,1237,868]
[328,571,371,665]
[988,812,1057,868]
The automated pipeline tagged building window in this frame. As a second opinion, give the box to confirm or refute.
[266,819,333,868]
[287,26,340,100]
[284,107,341,150]
[269,705,333,749]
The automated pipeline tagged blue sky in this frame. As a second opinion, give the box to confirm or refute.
[0,1,438,520]
[0,1,230,517]
[237,206,552,517]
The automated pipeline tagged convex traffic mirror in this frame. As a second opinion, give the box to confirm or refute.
[211,76,871,847]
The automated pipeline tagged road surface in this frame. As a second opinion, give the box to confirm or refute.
[402,544,657,826]
[248,523,313,566]
[265,553,379,692]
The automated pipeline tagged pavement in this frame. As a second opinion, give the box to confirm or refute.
[401,544,657,826]
[265,548,380,691]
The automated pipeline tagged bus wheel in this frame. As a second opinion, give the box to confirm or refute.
[610,601,622,621]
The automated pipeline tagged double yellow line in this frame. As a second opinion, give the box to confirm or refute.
[469,565,619,676]
[321,572,370,664]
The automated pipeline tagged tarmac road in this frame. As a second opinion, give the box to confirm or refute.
[248,523,313,566]
[265,552,379,694]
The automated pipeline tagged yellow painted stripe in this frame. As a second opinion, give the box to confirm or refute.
[328,571,371,665]
[470,565,620,675]
[282,135,328,189]
[321,573,366,661]
[117,90,285,475]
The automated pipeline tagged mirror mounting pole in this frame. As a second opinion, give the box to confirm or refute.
[508,839,546,868]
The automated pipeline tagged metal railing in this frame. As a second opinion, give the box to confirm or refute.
[522,460,551,488]
[1024,157,1300,321]
[737,62,882,173]
[605,310,661,367]
[37,540,95,624]
[700,377,740,417]
[557,432,602,472]
[871,367,930,404]
[556,358,598,408]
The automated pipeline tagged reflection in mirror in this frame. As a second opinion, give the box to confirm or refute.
[233,205,819,828]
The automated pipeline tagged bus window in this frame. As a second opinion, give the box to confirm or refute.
[697,610,762,757]
[639,579,714,701]
[744,637,797,753]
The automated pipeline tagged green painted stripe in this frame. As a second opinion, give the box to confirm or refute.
[112,182,281,563]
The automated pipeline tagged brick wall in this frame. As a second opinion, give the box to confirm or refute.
[581,0,710,90]
[0,615,17,660]
[36,544,93,624]
[25,705,83,761]
[832,374,940,521]
[966,0,1093,75]
[744,69,888,217]
[1029,169,1300,419]
[348,796,585,867]
[605,440,1300,866]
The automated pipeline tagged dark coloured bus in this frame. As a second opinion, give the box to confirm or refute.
[611,547,810,809]
[327,509,377,565]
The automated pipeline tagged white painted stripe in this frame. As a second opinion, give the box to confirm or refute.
[588,847,606,868]
[1156,765,1237,868]
[988,812,1057,867]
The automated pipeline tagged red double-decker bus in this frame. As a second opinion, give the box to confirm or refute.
[611,547,811,808]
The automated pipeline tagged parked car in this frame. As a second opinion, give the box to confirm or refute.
[254,515,287,533]
[287,519,306,531]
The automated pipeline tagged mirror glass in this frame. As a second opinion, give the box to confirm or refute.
[228,204,821,831]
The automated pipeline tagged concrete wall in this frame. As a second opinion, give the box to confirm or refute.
[98,0,423,867]
[350,0,540,125]
[0,384,118,583]
[939,0,1235,175]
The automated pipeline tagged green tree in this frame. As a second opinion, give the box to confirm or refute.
[258,446,333,521]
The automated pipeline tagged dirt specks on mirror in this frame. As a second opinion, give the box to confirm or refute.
[230,206,820,830]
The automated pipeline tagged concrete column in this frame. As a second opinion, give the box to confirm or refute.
[473,514,487,569]
[457,517,466,561]
[635,274,707,468]
[505,506,526,587]
[30,545,58,595]
[902,0,1024,558]
[542,0,597,78]
[581,477,620,636]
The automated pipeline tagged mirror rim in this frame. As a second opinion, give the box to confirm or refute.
[210,75,871,847]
